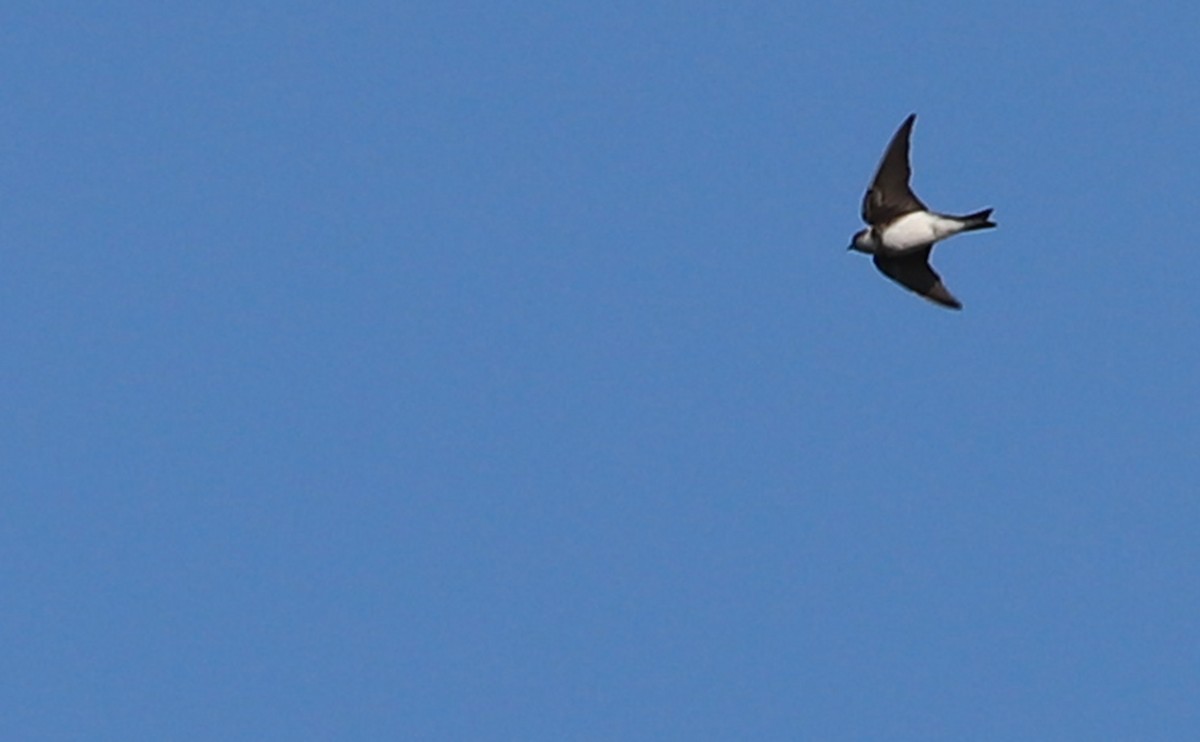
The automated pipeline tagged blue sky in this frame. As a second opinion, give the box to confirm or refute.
[3,2,1198,739]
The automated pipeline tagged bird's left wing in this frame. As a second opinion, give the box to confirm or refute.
[861,114,927,225]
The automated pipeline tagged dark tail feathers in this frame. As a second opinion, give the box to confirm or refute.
[958,208,996,232]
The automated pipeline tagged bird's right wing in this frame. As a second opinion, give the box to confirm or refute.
[872,246,961,309]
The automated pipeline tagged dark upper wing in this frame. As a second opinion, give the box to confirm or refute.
[872,247,962,310]
[861,114,927,225]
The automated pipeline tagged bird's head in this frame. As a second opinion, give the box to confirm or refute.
[847,228,875,254]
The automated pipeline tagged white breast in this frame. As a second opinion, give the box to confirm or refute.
[879,212,963,252]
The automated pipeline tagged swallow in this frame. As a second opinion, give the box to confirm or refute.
[848,114,996,309]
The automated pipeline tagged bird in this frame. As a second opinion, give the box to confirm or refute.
[847,114,996,310]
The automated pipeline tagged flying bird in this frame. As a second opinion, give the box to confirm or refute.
[848,114,996,310]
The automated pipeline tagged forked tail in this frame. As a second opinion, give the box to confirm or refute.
[958,208,996,232]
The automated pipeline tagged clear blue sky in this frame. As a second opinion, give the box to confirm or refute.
[3,2,1198,739]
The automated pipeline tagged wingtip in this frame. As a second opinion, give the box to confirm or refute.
[925,293,962,310]
[893,113,917,138]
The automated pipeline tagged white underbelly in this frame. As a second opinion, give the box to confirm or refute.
[880,212,960,252]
